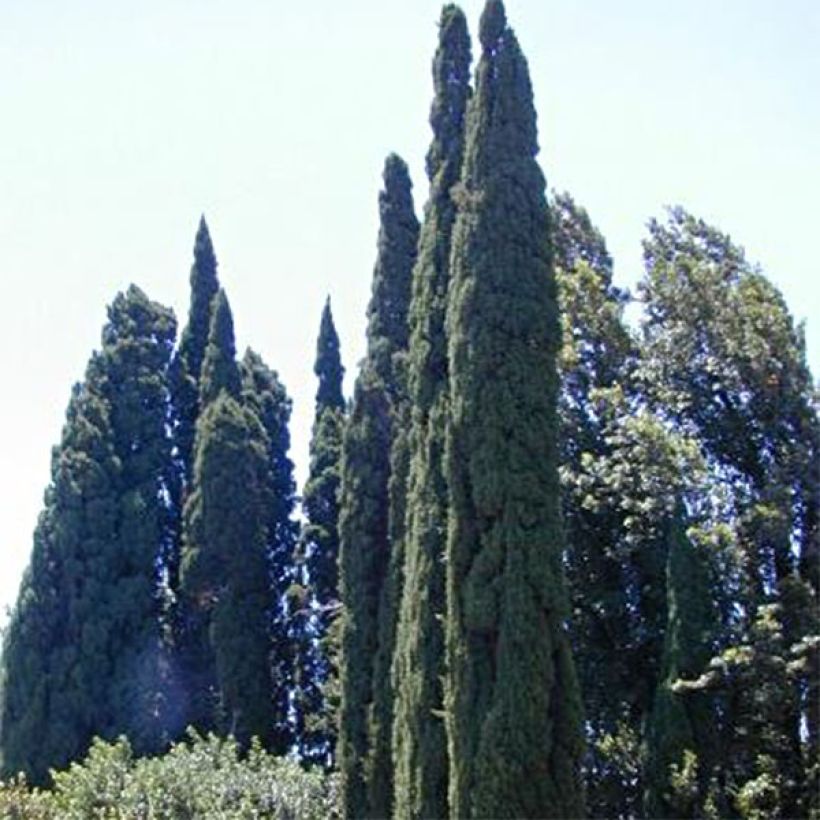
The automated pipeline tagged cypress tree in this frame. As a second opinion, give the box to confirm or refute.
[240,347,299,755]
[313,297,346,412]
[166,217,220,610]
[644,512,718,819]
[178,291,276,745]
[443,2,584,816]
[302,300,346,627]
[337,154,418,819]
[170,216,220,488]
[0,287,177,782]
[94,287,180,752]
[392,7,471,819]
[1,383,119,783]
[200,290,242,407]
[180,393,274,745]
[338,373,392,818]
[294,299,347,764]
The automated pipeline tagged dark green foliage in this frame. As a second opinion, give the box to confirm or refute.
[0,287,177,783]
[0,733,340,819]
[337,155,418,819]
[240,348,299,755]
[294,301,347,765]
[314,297,346,413]
[443,3,584,816]
[365,155,420,400]
[644,513,718,819]
[170,216,221,489]
[367,381,410,819]
[337,374,393,819]
[392,7,471,818]
[180,393,274,746]
[2,13,818,819]
[178,296,279,748]
[200,290,242,407]
[303,300,346,626]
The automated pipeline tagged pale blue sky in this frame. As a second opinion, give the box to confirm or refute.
[1,1,818,620]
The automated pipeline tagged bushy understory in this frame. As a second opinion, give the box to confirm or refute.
[0,732,339,819]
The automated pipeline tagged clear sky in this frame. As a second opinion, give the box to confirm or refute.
[1,1,818,622]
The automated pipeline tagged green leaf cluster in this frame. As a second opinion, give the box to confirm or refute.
[0,732,339,819]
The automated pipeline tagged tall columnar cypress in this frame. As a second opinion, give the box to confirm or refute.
[178,291,276,745]
[338,374,393,818]
[0,287,176,783]
[644,512,718,819]
[294,299,347,764]
[166,218,221,608]
[392,7,471,819]
[313,297,346,412]
[240,347,299,754]
[170,217,220,489]
[338,154,418,819]
[303,300,345,614]
[443,2,584,817]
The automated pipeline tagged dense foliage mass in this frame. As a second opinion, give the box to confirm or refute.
[0,287,177,783]
[391,6,471,819]
[443,2,584,816]
[293,299,347,765]
[0,733,338,819]
[1,2,817,819]
[337,153,419,819]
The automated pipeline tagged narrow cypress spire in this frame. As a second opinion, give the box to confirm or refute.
[171,216,221,485]
[392,6,471,819]
[315,297,346,412]
[338,155,418,819]
[293,300,347,763]
[644,512,718,819]
[199,289,241,407]
[178,286,277,744]
[444,2,585,816]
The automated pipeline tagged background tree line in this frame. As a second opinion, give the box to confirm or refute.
[2,1,818,818]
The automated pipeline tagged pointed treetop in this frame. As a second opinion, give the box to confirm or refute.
[366,153,419,377]
[426,4,471,182]
[193,216,218,288]
[177,214,221,385]
[315,297,345,412]
[467,0,538,177]
[479,0,507,51]
[199,288,241,407]
[380,154,416,222]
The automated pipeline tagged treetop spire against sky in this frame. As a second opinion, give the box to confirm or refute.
[0,0,818,621]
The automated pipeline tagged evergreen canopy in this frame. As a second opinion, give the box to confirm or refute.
[443,2,584,816]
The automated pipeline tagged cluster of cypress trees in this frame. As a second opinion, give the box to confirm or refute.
[2,2,818,819]
[0,218,307,783]
[337,3,585,817]
[334,3,818,818]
